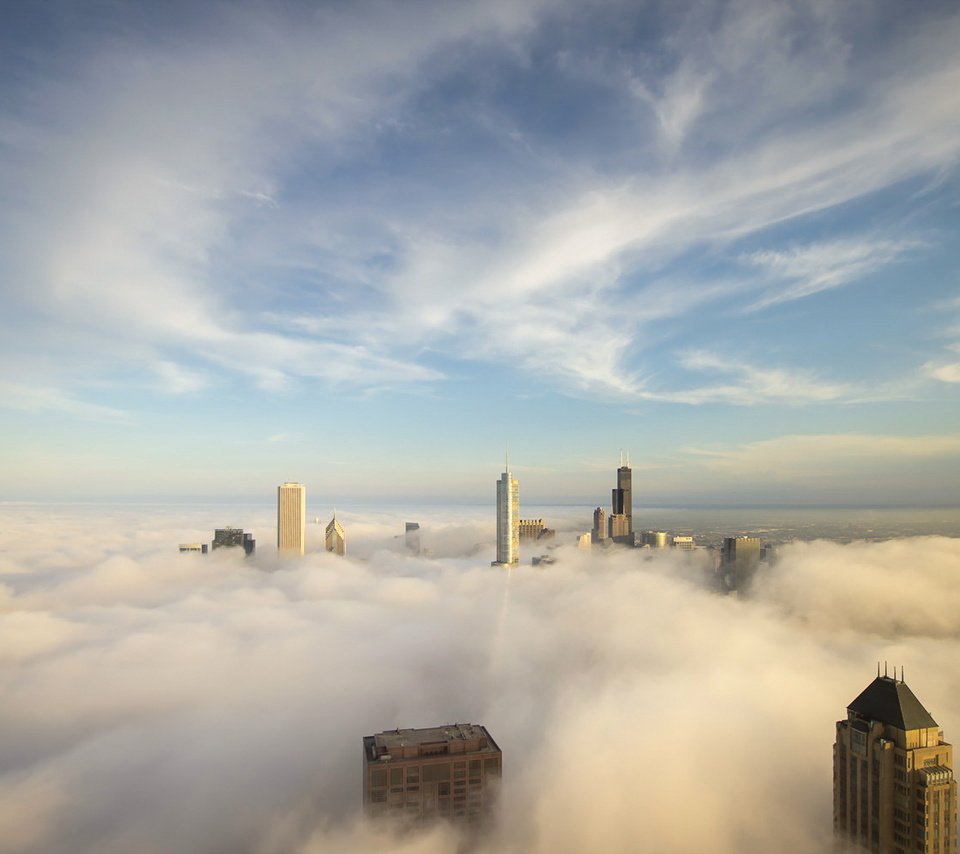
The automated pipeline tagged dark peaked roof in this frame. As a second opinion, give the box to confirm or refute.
[848,676,938,730]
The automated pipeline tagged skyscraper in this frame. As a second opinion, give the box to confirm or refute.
[405,522,421,556]
[212,527,255,555]
[610,452,634,545]
[277,482,306,555]
[325,513,345,556]
[493,459,519,567]
[592,507,608,544]
[362,723,501,825]
[720,536,761,591]
[834,670,956,853]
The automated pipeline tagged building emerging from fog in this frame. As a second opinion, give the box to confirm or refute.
[363,723,501,825]
[405,522,421,555]
[609,453,634,545]
[641,531,669,549]
[592,507,608,544]
[277,482,306,555]
[212,527,255,555]
[325,513,345,556]
[834,671,956,853]
[719,536,761,591]
[493,460,519,567]
[178,542,208,554]
[519,519,555,542]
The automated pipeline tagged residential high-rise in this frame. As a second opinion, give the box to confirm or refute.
[212,527,255,555]
[362,723,501,825]
[325,513,345,556]
[277,482,306,555]
[610,453,634,545]
[834,671,956,853]
[493,460,519,567]
[592,507,608,544]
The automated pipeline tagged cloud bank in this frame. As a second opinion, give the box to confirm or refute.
[1,506,959,853]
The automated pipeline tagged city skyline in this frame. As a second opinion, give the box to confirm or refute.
[1,1,959,505]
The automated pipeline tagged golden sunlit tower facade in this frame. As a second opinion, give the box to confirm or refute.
[325,513,345,556]
[835,671,957,854]
[362,723,501,825]
[492,459,519,567]
[277,482,306,555]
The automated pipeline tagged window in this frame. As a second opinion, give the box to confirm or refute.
[422,763,451,783]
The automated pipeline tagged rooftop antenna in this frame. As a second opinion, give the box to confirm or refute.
[626,449,630,467]
[900,665,904,683]
[884,661,888,677]
[505,444,509,473]
[877,661,880,677]
[619,448,624,467]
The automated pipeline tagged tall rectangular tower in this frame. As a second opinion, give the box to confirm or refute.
[493,465,519,567]
[834,672,957,853]
[610,454,634,545]
[277,482,306,555]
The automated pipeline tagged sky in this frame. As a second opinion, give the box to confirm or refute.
[2,504,959,853]
[1,0,959,503]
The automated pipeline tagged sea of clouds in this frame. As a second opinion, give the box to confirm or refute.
[1,504,959,853]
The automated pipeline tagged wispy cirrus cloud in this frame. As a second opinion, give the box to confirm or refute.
[637,351,850,406]
[0,381,132,424]
[740,236,920,312]
[1,0,959,411]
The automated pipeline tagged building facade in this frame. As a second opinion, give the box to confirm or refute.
[212,527,255,555]
[720,536,761,591]
[610,455,634,545]
[277,482,306,555]
[592,507,608,544]
[178,543,208,554]
[405,522,421,555]
[362,724,501,825]
[641,531,669,549]
[325,514,346,556]
[834,673,957,854]
[493,466,519,567]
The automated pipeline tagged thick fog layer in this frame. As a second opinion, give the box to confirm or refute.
[1,506,959,853]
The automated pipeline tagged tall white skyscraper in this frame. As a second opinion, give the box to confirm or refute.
[493,459,519,567]
[277,482,306,555]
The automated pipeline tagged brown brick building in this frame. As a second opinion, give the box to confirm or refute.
[362,724,501,824]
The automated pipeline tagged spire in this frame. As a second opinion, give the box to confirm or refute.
[619,448,623,467]
[504,443,509,474]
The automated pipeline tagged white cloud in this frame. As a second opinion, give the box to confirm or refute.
[638,351,850,405]
[0,381,132,423]
[924,361,960,383]
[685,432,960,476]
[2,1,959,403]
[740,236,919,312]
[1,506,959,852]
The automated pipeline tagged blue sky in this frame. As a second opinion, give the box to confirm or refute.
[1,0,959,504]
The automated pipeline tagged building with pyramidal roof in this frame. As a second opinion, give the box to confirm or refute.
[834,670,956,853]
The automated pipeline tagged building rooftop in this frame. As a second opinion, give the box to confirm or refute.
[848,676,938,731]
[363,724,499,763]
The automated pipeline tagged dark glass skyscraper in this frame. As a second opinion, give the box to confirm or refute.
[609,454,633,545]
